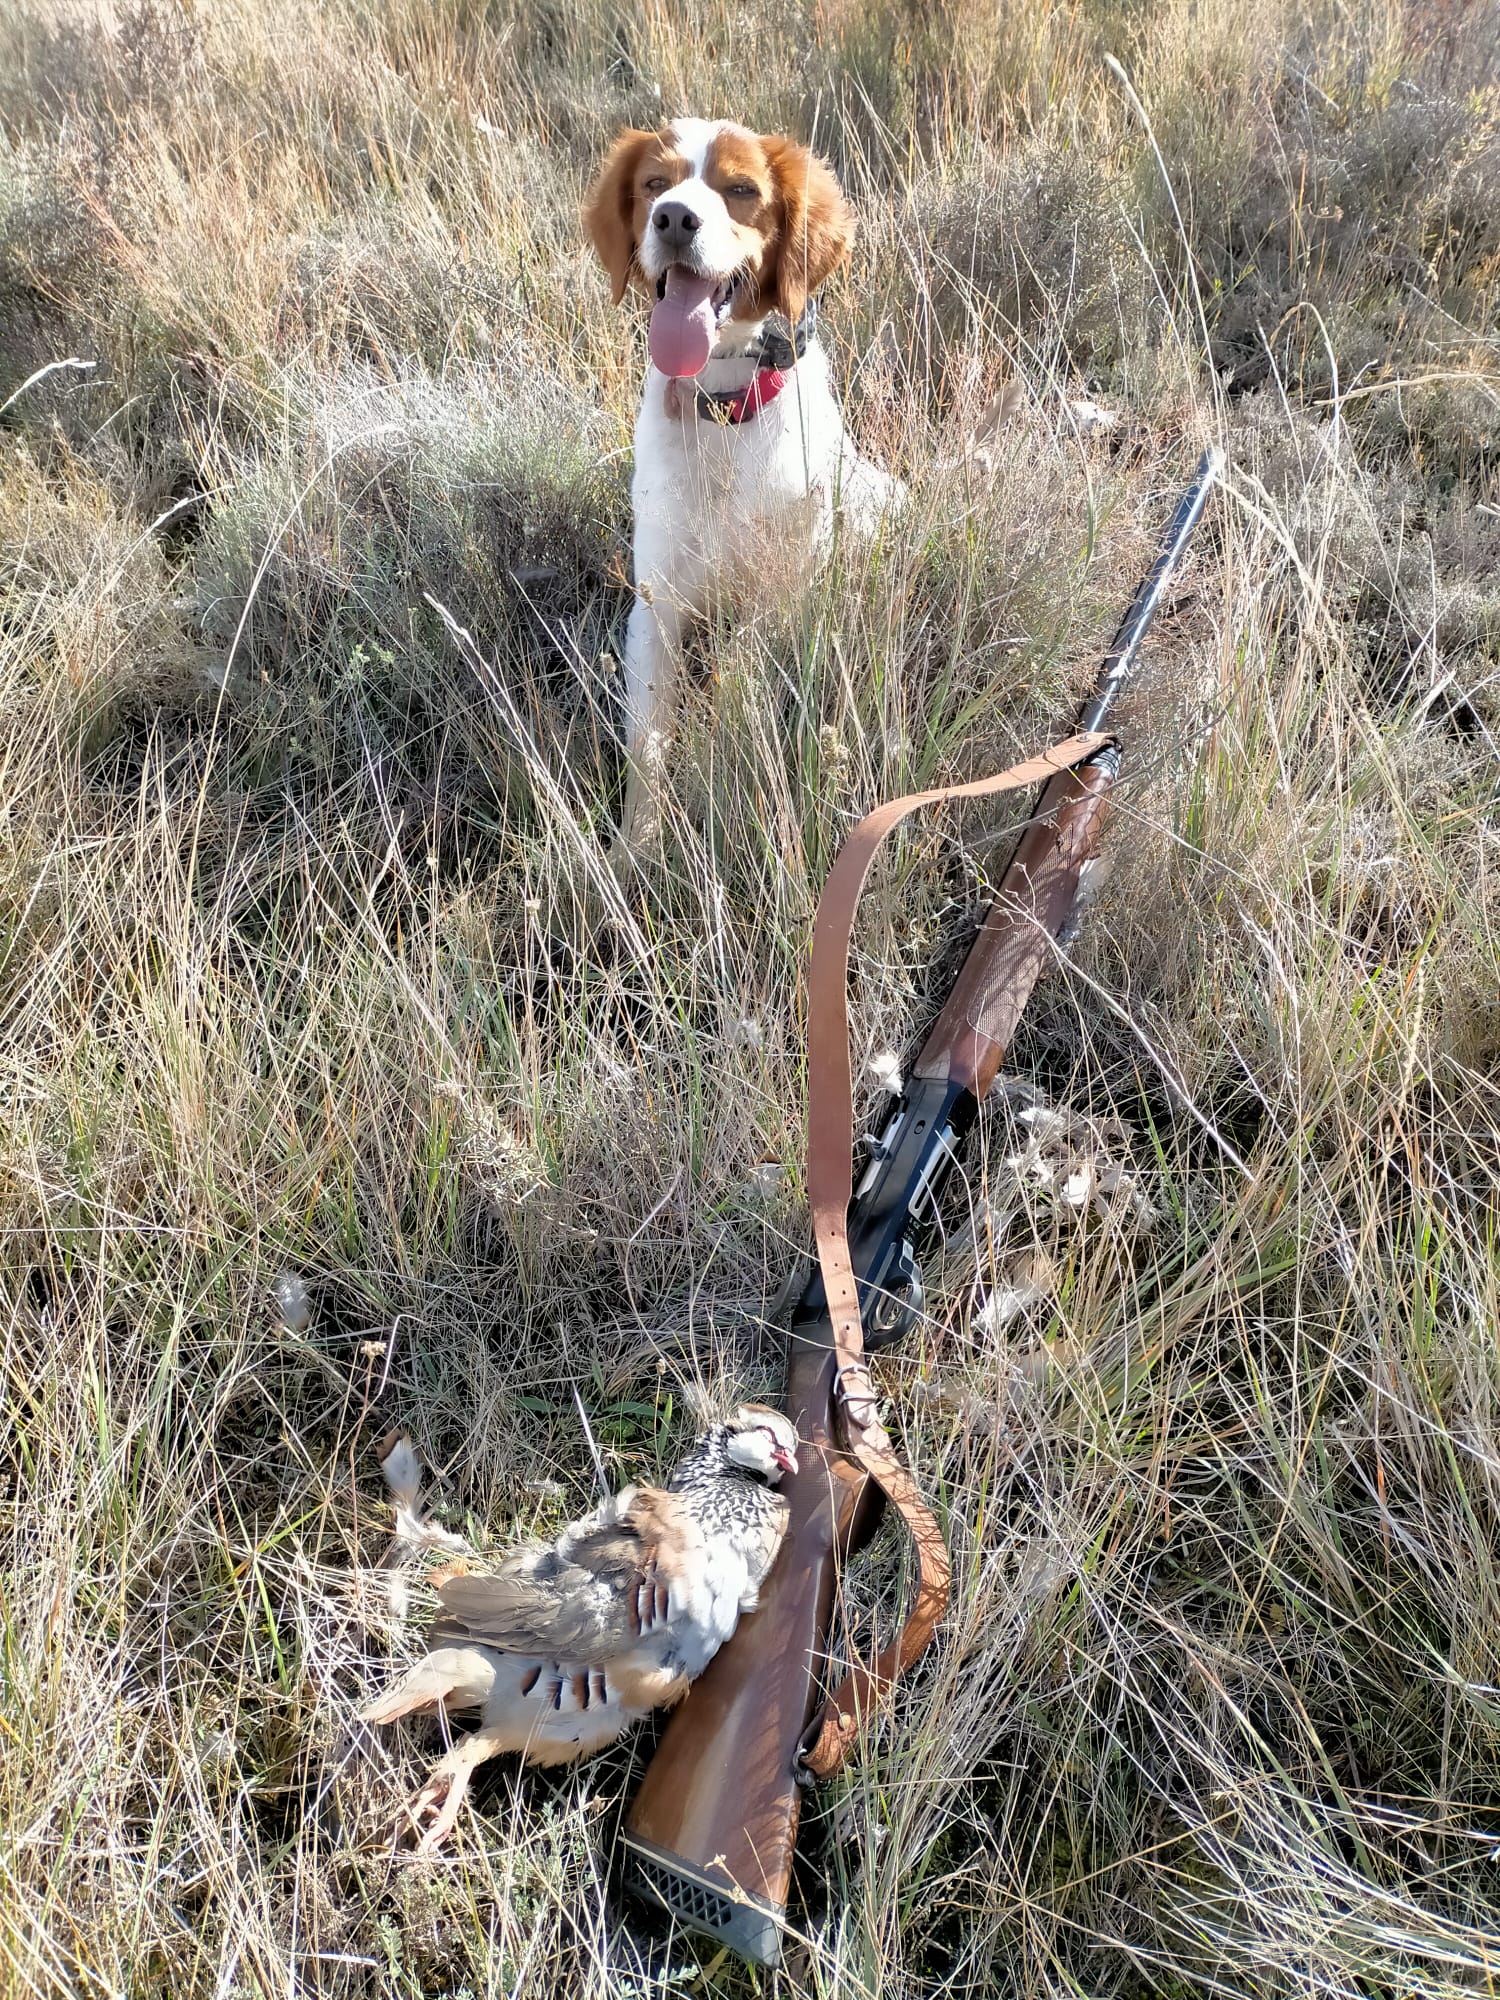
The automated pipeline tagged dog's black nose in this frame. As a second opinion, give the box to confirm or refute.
[652,199,701,250]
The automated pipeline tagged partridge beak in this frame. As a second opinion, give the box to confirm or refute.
[774,1445,798,1477]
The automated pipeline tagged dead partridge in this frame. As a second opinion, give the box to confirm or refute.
[361,1404,799,1848]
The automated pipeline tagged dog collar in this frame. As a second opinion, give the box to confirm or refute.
[692,365,789,425]
[672,299,819,425]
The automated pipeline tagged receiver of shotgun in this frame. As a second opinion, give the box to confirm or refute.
[621,450,1221,1965]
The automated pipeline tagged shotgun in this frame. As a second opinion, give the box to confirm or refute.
[621,449,1222,1965]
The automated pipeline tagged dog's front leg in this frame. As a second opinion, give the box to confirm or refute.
[617,566,696,854]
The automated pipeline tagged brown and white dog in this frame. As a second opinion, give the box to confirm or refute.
[585,119,903,850]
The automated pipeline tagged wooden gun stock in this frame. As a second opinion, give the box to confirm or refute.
[621,1333,876,1961]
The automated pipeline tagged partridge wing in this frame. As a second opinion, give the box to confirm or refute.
[428,1485,701,1668]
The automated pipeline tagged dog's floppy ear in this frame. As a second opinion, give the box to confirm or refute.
[762,137,854,324]
[584,128,656,305]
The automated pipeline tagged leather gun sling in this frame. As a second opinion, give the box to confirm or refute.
[798,731,1108,1779]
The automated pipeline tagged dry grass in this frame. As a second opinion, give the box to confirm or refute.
[3,0,1500,1993]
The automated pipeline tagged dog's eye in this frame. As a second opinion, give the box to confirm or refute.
[644,176,670,194]
[726,182,760,201]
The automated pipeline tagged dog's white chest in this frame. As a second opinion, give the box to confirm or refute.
[631,358,841,539]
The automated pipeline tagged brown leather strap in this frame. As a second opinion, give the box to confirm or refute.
[798,731,1109,1779]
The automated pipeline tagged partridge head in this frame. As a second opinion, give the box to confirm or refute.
[361,1404,799,1848]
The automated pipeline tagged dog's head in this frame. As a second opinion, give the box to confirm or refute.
[584,119,853,374]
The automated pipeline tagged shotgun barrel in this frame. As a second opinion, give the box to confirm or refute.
[620,447,1221,1964]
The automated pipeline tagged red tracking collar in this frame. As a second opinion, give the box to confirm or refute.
[664,365,790,425]
[698,366,789,424]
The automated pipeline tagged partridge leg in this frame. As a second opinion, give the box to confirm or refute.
[406,1724,510,1852]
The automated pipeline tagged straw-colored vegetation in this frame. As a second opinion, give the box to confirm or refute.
[3,0,1499,1992]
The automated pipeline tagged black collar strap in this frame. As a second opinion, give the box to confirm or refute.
[751,296,818,369]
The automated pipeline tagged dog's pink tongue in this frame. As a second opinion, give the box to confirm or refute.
[649,269,718,379]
